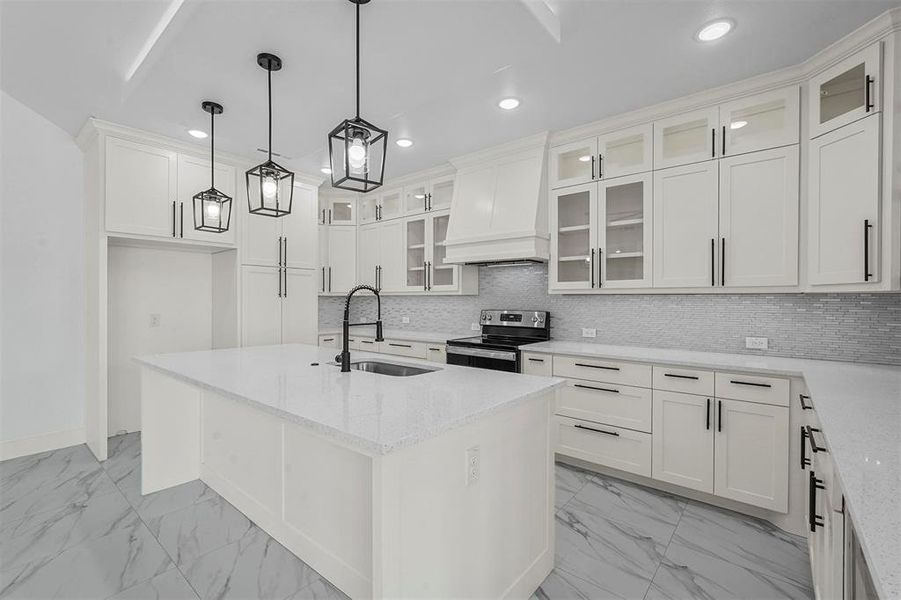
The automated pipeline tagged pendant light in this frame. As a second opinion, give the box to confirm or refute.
[327,0,387,193]
[247,53,293,217]
[192,101,232,233]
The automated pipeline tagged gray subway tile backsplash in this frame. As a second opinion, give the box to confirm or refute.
[319,264,901,366]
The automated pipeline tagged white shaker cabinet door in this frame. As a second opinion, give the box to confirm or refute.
[282,269,318,344]
[326,226,358,294]
[241,266,282,347]
[713,399,789,512]
[242,208,281,267]
[282,184,318,270]
[652,391,715,494]
[719,146,799,287]
[379,219,406,292]
[808,114,881,286]
[653,161,719,288]
[105,137,177,238]
[357,224,380,289]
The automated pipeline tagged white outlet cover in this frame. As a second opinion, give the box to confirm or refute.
[466,446,480,485]
[471,323,480,331]
[745,336,769,350]
[149,314,161,328]
[582,328,597,338]
[402,317,410,324]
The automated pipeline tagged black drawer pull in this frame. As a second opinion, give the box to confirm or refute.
[809,470,825,532]
[528,357,545,362]
[574,383,619,394]
[428,347,442,352]
[388,343,412,348]
[574,424,619,437]
[575,363,620,371]
[805,425,826,453]
[321,338,335,342]
[706,398,711,430]
[729,379,772,388]
[361,340,375,345]
[799,394,813,410]
[664,373,700,380]
[800,426,811,469]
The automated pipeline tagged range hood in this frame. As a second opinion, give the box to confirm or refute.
[443,132,550,265]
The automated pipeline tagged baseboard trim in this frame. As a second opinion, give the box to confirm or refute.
[0,428,86,461]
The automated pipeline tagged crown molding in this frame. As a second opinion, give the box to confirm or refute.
[449,131,549,170]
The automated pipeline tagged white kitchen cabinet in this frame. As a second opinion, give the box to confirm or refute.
[317,225,328,293]
[357,224,379,288]
[242,266,317,346]
[719,86,800,157]
[556,415,653,478]
[556,380,652,433]
[597,123,653,180]
[281,269,318,344]
[808,114,881,286]
[550,183,596,290]
[242,183,318,270]
[549,138,598,189]
[357,220,404,292]
[403,210,470,293]
[404,182,429,215]
[718,146,799,287]
[521,353,552,377]
[653,161,719,288]
[809,42,882,139]
[428,212,456,290]
[320,194,356,226]
[324,226,357,294]
[176,154,237,244]
[598,173,652,288]
[405,216,428,291]
[379,188,404,221]
[105,137,178,238]
[713,399,789,512]
[428,174,455,211]
[652,391,715,493]
[653,107,719,169]
[426,344,446,364]
[318,333,340,348]
[358,195,379,225]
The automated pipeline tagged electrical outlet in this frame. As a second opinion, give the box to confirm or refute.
[465,446,480,486]
[471,323,480,331]
[401,317,410,324]
[582,328,597,338]
[745,336,769,350]
[149,314,161,328]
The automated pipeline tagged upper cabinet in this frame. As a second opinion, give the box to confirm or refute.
[379,188,404,221]
[809,43,882,139]
[105,137,178,238]
[358,195,379,225]
[653,107,719,170]
[719,87,799,156]
[599,173,652,288]
[404,182,428,215]
[549,183,596,290]
[428,175,455,212]
[242,183,318,271]
[549,124,652,189]
[319,193,356,226]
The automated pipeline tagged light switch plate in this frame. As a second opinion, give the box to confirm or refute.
[402,317,410,324]
[465,446,480,486]
[745,336,769,350]
[582,328,597,338]
[149,314,161,328]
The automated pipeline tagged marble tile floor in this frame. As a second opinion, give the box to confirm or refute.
[0,434,813,599]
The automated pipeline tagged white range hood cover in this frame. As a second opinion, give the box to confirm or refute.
[443,132,550,265]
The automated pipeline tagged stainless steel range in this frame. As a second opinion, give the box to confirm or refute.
[446,310,550,372]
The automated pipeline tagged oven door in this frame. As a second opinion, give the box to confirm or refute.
[446,345,519,372]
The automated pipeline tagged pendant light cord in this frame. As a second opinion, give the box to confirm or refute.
[355,1,360,120]
[210,109,215,186]
[268,65,273,162]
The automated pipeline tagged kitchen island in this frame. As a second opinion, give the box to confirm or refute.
[135,344,563,599]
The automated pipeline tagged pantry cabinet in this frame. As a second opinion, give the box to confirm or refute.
[808,114,881,286]
[320,226,357,295]
[105,137,178,238]
[549,124,652,189]
[241,266,316,346]
[809,43,882,139]
[357,220,405,292]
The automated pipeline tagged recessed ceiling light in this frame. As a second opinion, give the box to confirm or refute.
[188,129,208,139]
[396,138,414,148]
[498,97,520,110]
[578,155,591,162]
[696,19,734,42]
[730,120,748,130]
[321,167,332,174]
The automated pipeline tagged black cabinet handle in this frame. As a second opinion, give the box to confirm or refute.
[865,75,874,112]
[721,125,726,156]
[664,373,700,380]
[711,128,716,158]
[590,155,596,180]
[179,202,184,238]
[801,426,811,469]
[429,347,441,352]
[278,267,282,298]
[283,268,287,298]
[328,209,332,224]
[574,363,620,371]
[328,267,332,292]
[283,237,287,266]
[277,236,282,266]
[598,154,604,179]
[172,201,177,237]
[361,340,375,345]
[527,357,545,362]
[717,400,723,432]
[575,424,619,437]
[805,425,826,453]
[729,379,771,388]
[574,383,620,394]
[799,394,813,410]
[706,398,711,430]
[808,470,825,532]
[389,343,412,348]
[864,219,873,281]
[720,238,725,286]
[710,238,715,286]
[423,262,427,291]
[321,267,325,293]
[597,248,603,287]
[321,209,325,224]
[590,248,595,288]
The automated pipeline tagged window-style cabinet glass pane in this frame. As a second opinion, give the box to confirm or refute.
[405,218,426,289]
[550,139,597,189]
[598,124,652,179]
[431,214,455,288]
[429,177,454,211]
[405,183,427,214]
[601,177,649,285]
[554,186,593,285]
[380,189,403,220]
[328,198,354,224]
[654,108,717,169]
[721,87,799,156]
[358,196,378,224]
[809,43,880,138]
[819,63,866,125]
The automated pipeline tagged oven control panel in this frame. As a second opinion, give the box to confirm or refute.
[480,310,549,328]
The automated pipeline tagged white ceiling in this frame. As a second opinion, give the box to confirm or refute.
[2,0,898,180]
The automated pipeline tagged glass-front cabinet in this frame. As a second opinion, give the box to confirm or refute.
[550,183,596,290]
[597,123,653,180]
[598,174,652,288]
[549,139,598,189]
[403,211,458,292]
[379,188,403,221]
[321,194,355,225]
[809,42,881,139]
[720,86,799,156]
[404,182,428,215]
[405,217,427,290]
[429,212,457,290]
[428,175,455,211]
[358,195,378,224]
[654,107,719,169]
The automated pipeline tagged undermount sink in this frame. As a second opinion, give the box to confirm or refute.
[345,360,438,377]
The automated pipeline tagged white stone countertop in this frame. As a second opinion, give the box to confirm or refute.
[318,327,474,344]
[524,341,901,600]
[135,343,563,457]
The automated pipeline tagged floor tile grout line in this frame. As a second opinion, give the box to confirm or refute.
[642,499,688,600]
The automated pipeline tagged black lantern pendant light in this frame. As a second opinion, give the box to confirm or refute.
[327,0,387,193]
[247,53,293,217]
[193,101,232,233]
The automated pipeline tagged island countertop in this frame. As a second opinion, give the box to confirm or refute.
[135,344,564,456]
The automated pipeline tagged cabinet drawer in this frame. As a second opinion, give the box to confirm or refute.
[555,416,652,478]
[653,365,714,396]
[349,337,381,352]
[318,334,340,348]
[522,353,552,377]
[553,355,651,388]
[715,372,789,406]
[556,380,652,433]
[380,340,428,360]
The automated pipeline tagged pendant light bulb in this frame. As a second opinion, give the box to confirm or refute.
[262,176,279,199]
[348,137,367,170]
[206,203,221,219]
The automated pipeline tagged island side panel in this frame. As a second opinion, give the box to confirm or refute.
[373,389,555,599]
[140,367,201,494]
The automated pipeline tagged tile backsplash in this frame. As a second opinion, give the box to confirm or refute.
[319,264,901,365]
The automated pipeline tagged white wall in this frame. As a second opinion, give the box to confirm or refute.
[0,90,86,447]
[107,244,213,434]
